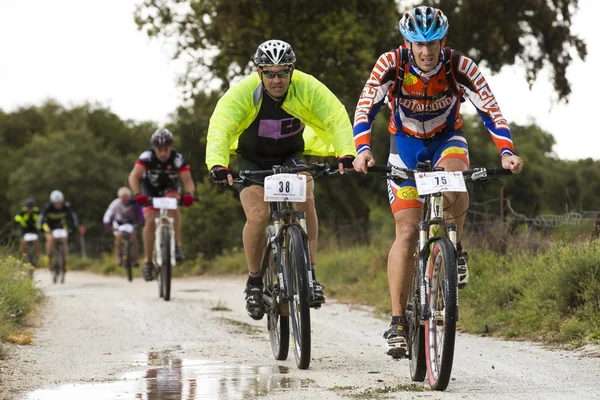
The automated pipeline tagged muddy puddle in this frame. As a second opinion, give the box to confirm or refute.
[26,350,311,399]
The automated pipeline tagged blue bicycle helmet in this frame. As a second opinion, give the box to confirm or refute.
[399,6,449,42]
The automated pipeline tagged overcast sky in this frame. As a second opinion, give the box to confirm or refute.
[0,0,597,160]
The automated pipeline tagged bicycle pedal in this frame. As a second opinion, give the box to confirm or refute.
[386,347,408,359]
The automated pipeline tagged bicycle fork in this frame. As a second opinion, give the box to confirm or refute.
[417,194,458,321]
[271,211,311,304]
[154,215,175,267]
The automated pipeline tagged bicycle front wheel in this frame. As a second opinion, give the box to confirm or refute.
[262,226,289,361]
[55,244,66,284]
[27,244,37,268]
[285,225,311,369]
[161,226,172,301]
[124,237,133,282]
[407,249,426,382]
[425,238,458,391]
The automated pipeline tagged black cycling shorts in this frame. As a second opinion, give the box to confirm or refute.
[142,179,180,198]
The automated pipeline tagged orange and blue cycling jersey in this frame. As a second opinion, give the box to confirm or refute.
[353,47,515,158]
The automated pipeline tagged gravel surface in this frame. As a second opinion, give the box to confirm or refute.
[1,270,599,400]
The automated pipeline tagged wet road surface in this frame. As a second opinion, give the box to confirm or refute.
[2,271,600,400]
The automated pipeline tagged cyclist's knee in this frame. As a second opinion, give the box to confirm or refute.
[247,208,270,225]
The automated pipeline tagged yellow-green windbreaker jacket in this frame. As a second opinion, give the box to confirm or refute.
[206,70,356,170]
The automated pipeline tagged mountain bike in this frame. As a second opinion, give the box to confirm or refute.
[149,197,178,301]
[116,223,136,282]
[371,162,511,390]
[232,162,336,370]
[149,196,197,301]
[50,228,69,284]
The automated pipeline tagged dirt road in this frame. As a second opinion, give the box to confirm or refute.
[1,270,599,400]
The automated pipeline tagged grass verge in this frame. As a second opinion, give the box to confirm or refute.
[0,255,40,358]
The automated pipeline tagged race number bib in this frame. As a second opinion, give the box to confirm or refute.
[152,197,178,210]
[414,171,467,195]
[264,174,307,202]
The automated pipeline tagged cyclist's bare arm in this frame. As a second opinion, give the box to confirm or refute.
[179,170,195,194]
[128,164,145,194]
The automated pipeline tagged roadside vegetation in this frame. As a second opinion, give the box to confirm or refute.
[0,254,40,357]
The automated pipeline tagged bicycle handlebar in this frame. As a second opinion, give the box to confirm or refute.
[231,162,337,184]
[368,165,512,181]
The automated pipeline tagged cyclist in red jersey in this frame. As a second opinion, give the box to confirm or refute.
[352,6,523,358]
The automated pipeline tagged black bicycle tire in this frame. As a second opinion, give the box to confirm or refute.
[161,226,172,301]
[425,238,457,391]
[285,225,311,369]
[52,251,58,284]
[57,243,66,284]
[262,225,290,360]
[27,243,37,267]
[124,237,133,282]
[408,251,427,382]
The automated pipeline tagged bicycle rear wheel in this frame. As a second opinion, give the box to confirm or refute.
[161,226,172,301]
[425,238,457,391]
[262,226,289,361]
[285,225,311,369]
[407,250,426,382]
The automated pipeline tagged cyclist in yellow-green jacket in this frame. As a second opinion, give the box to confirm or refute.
[206,39,356,321]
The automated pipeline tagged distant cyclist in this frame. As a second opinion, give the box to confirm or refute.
[38,190,79,269]
[128,128,196,282]
[103,186,144,266]
[14,198,41,265]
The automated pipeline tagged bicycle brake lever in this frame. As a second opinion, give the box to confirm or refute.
[389,166,409,180]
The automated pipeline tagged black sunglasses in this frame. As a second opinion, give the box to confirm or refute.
[261,68,292,79]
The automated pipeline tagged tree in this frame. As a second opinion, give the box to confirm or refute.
[134,0,400,107]
[135,0,585,103]
[433,0,586,101]
[6,130,129,233]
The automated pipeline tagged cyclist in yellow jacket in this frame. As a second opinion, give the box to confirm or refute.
[206,39,356,320]
[14,198,41,265]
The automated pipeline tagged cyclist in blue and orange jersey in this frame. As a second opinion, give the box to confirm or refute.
[103,186,144,266]
[37,190,79,269]
[206,39,356,321]
[353,6,523,358]
[14,198,41,264]
[128,128,196,282]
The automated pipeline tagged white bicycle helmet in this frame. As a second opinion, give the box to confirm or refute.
[151,128,174,146]
[117,187,132,197]
[253,40,296,66]
[50,190,64,204]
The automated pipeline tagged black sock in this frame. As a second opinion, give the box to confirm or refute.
[457,241,463,252]
[391,316,406,325]
[248,274,262,286]
[311,264,317,281]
